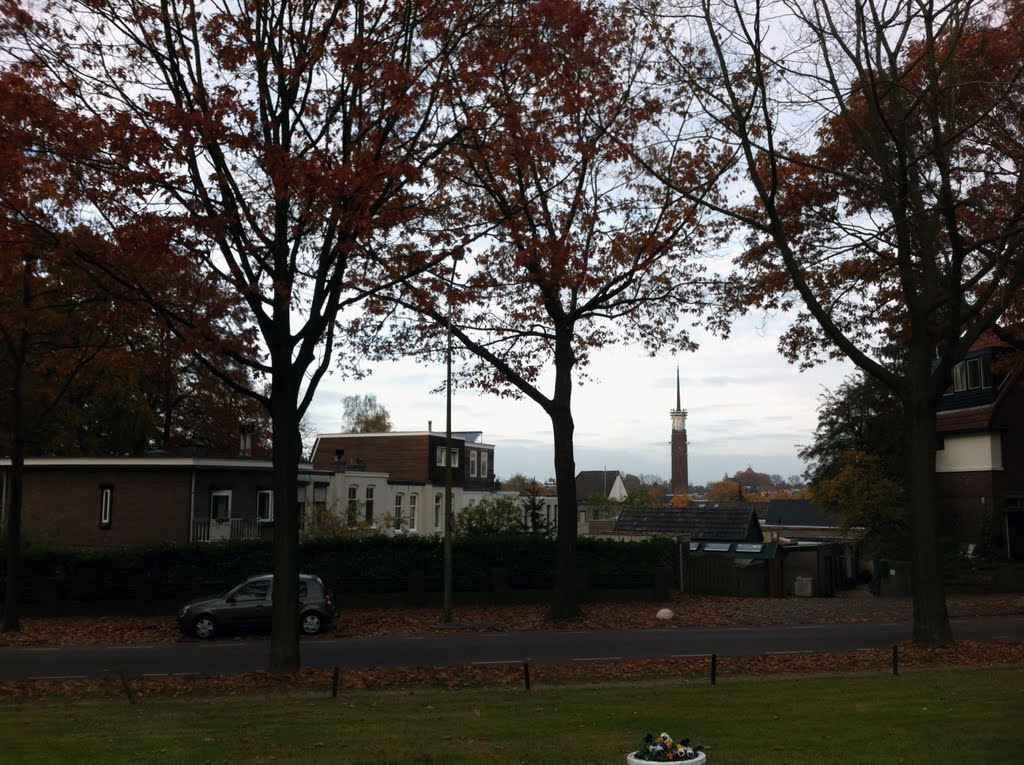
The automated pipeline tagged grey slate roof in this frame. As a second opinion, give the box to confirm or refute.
[576,470,621,500]
[613,505,763,543]
[759,499,839,528]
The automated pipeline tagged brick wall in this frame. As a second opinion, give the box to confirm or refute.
[21,466,192,549]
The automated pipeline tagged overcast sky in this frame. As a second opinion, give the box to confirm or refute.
[306,311,855,487]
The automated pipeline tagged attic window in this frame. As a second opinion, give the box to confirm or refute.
[735,543,763,553]
[951,357,991,392]
[689,541,700,551]
[435,447,459,468]
[704,542,731,552]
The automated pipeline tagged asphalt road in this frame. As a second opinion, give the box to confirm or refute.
[2,615,1022,681]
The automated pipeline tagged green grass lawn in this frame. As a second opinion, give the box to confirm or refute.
[2,667,1023,764]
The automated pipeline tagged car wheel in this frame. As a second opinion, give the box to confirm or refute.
[192,615,216,639]
[300,611,322,635]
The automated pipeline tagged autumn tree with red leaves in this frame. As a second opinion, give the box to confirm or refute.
[0,63,266,629]
[384,0,729,619]
[0,67,128,630]
[6,0,491,668]
[656,0,1024,644]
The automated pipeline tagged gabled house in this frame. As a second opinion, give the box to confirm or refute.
[0,456,331,549]
[935,336,1024,560]
[575,470,628,502]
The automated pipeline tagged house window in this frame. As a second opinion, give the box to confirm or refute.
[435,446,459,468]
[951,357,991,392]
[211,490,232,522]
[480,452,489,479]
[394,493,404,526]
[365,485,375,523]
[313,484,327,511]
[347,485,358,526]
[434,492,443,529]
[257,490,273,523]
[408,494,418,530]
[469,450,478,477]
[99,486,113,529]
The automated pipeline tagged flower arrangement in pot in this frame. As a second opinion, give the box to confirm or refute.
[627,731,706,763]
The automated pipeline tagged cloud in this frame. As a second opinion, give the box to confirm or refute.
[308,314,851,485]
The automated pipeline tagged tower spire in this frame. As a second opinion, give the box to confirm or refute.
[670,366,688,495]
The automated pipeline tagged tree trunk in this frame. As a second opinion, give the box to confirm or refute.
[546,332,582,621]
[2,269,29,633]
[268,370,302,672]
[1,454,22,634]
[904,348,953,646]
[2,410,24,633]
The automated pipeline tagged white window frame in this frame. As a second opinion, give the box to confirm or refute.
[434,493,443,529]
[394,493,404,525]
[347,485,359,526]
[211,490,232,522]
[365,485,375,523]
[435,446,460,468]
[99,487,112,528]
[952,357,991,392]
[257,489,273,523]
[408,493,418,530]
[469,450,478,477]
[480,452,489,479]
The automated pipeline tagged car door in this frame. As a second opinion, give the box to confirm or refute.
[219,579,271,633]
[266,579,309,625]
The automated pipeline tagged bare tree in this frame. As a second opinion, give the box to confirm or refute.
[655,0,1024,644]
[382,0,729,619]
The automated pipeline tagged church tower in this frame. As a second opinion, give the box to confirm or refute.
[670,367,689,495]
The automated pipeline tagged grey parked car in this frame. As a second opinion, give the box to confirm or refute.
[177,573,336,639]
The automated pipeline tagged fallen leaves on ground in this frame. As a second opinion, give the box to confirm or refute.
[1,640,1022,701]
[1,592,1021,700]
[1,592,1020,647]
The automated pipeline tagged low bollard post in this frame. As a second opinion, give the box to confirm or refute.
[892,644,899,676]
[332,666,340,697]
[522,659,531,692]
[119,672,136,705]
[710,653,717,685]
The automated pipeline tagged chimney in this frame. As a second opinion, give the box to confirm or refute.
[428,419,433,432]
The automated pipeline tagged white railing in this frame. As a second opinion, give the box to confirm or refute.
[191,518,261,542]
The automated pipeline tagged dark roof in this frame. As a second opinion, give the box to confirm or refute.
[935,344,1022,431]
[759,499,838,528]
[576,470,621,499]
[614,505,762,542]
[936,405,995,433]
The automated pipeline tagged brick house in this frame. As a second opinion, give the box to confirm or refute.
[0,456,330,549]
[309,429,513,534]
[935,337,1024,560]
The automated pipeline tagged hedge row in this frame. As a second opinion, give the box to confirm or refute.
[0,535,677,607]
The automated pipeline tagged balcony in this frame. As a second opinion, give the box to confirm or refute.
[191,517,260,542]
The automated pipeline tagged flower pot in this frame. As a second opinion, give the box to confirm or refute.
[627,752,706,765]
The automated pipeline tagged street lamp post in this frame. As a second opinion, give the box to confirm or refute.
[443,247,463,623]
